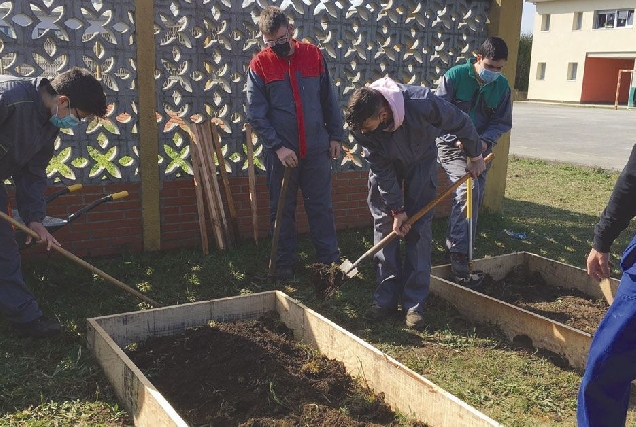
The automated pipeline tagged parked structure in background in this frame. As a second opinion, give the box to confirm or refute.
[527,0,636,106]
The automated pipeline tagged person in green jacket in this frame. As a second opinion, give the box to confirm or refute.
[435,37,512,284]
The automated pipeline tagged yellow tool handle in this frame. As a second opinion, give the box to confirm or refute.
[110,191,129,200]
[68,184,83,192]
[467,175,474,270]
[466,177,473,222]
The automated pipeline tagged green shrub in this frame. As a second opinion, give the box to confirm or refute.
[515,33,533,92]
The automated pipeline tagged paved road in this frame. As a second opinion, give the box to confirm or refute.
[509,102,636,171]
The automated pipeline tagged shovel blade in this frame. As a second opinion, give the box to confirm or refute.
[339,259,358,278]
[453,271,485,289]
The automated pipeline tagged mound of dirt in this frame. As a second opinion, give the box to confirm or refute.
[477,266,608,334]
[126,312,426,426]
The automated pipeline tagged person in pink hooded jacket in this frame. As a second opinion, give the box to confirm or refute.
[345,77,485,329]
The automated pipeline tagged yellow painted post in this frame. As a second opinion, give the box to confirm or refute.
[135,0,161,251]
[481,0,523,213]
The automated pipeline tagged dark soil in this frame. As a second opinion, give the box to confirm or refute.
[309,262,349,299]
[126,312,425,426]
[475,265,609,334]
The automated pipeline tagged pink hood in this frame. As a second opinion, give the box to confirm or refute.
[369,76,405,131]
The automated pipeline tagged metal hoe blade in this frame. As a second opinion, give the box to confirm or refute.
[339,259,358,278]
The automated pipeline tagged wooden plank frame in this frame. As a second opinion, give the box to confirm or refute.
[87,292,499,426]
[430,252,620,370]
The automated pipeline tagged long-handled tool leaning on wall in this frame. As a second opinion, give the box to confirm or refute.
[314,153,494,298]
[0,210,162,308]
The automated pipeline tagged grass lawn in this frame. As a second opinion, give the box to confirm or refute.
[1,156,635,426]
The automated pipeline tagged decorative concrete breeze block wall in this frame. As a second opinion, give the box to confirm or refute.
[2,0,489,257]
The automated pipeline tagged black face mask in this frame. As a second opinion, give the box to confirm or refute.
[271,42,291,58]
[368,119,390,134]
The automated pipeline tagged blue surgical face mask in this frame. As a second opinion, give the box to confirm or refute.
[49,104,80,129]
[479,67,500,84]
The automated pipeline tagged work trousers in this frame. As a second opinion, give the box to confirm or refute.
[577,233,636,426]
[0,183,42,324]
[265,151,339,268]
[367,160,437,314]
[437,143,490,255]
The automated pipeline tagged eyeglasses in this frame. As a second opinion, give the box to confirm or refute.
[264,30,289,48]
[69,102,92,122]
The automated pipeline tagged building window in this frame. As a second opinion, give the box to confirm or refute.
[573,12,583,30]
[567,63,578,80]
[36,27,63,38]
[541,14,551,31]
[595,9,634,28]
[537,63,546,80]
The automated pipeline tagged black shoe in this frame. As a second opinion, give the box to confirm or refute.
[275,266,295,281]
[364,304,394,321]
[11,316,62,338]
[450,252,469,278]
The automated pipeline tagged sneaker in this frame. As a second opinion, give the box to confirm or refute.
[405,310,425,329]
[275,266,294,281]
[11,316,62,338]
[450,252,469,278]
[364,304,394,321]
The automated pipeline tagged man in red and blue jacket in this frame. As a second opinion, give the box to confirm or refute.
[247,6,343,280]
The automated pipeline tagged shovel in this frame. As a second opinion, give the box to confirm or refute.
[315,153,494,297]
[452,174,486,288]
[15,191,130,250]
[0,210,162,308]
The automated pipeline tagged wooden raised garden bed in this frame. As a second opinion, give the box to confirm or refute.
[87,291,498,426]
[430,252,618,370]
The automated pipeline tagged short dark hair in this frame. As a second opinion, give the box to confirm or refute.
[345,87,385,131]
[258,6,289,35]
[477,37,508,61]
[50,67,107,118]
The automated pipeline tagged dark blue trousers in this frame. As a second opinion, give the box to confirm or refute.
[0,183,42,324]
[367,160,437,314]
[437,143,490,255]
[577,233,636,426]
[265,151,339,268]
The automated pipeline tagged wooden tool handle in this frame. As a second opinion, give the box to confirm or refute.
[268,167,292,277]
[0,210,162,307]
[347,153,494,272]
[245,124,259,245]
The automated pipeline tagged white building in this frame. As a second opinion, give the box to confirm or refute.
[527,0,636,105]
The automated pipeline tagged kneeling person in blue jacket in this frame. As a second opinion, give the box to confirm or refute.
[0,67,107,338]
[345,77,485,329]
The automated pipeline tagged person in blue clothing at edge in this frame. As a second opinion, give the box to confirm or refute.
[246,6,343,281]
[344,76,486,329]
[435,37,512,283]
[578,143,636,426]
[0,67,107,338]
